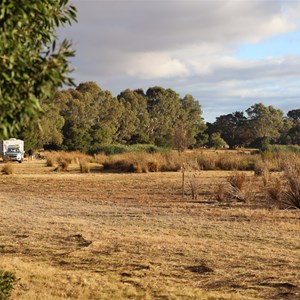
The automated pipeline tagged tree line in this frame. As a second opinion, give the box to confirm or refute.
[20,82,205,152]
[19,81,300,152]
[206,104,300,149]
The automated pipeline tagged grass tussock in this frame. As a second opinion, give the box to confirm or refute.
[282,159,300,209]
[267,177,283,203]
[216,183,227,202]
[227,172,247,202]
[95,150,260,173]
[0,270,16,299]
[1,163,14,175]
[221,172,255,203]
[189,173,200,200]
[101,152,161,173]
[264,157,300,209]
[44,151,92,172]
[79,159,90,173]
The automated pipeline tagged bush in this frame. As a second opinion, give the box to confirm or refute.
[1,163,14,175]
[91,144,165,156]
[282,160,300,208]
[227,172,249,202]
[0,270,16,300]
[266,158,300,209]
[55,159,70,172]
[79,159,90,173]
[45,152,58,167]
[267,177,283,203]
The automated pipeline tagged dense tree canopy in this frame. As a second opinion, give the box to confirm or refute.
[213,111,250,149]
[208,103,300,149]
[0,0,76,139]
[21,82,207,152]
[246,103,283,142]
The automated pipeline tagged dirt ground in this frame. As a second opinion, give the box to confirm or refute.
[0,160,299,299]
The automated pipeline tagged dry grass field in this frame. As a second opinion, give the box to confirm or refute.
[0,158,299,299]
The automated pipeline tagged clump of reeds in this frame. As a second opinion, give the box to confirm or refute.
[93,152,108,165]
[45,152,58,167]
[79,159,90,173]
[45,151,92,172]
[282,159,300,209]
[216,183,226,202]
[254,159,271,186]
[189,173,199,200]
[266,177,283,203]
[101,152,161,173]
[264,157,300,209]
[54,159,70,172]
[1,163,14,175]
[226,172,249,202]
[228,172,246,191]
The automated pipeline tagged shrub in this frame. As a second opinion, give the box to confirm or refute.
[267,177,283,203]
[282,160,300,208]
[79,159,90,173]
[216,183,226,202]
[1,163,14,175]
[0,270,16,300]
[196,153,216,170]
[254,159,271,186]
[226,172,250,202]
[189,173,199,200]
[93,152,108,165]
[91,144,165,156]
[228,172,247,191]
[44,151,60,167]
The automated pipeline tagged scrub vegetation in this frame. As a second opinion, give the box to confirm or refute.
[0,150,299,299]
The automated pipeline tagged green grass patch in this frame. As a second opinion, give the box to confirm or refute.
[0,270,16,300]
[91,144,169,155]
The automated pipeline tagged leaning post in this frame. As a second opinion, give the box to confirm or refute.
[181,163,185,198]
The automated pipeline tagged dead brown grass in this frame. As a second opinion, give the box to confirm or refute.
[0,160,299,299]
[1,163,15,175]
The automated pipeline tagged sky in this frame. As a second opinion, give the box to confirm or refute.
[59,0,300,122]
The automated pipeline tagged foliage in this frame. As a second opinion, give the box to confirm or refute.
[280,109,300,145]
[146,87,181,147]
[246,103,283,146]
[0,270,16,300]
[117,89,150,144]
[209,133,226,149]
[27,83,205,153]
[263,144,300,154]
[0,0,77,139]
[18,76,300,153]
[213,111,251,148]
[91,144,164,155]
[20,99,65,150]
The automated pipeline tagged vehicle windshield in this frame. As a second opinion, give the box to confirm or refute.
[7,148,20,153]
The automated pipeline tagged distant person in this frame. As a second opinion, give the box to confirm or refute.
[28,148,34,160]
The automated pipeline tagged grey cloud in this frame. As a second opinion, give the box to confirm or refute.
[59,0,300,122]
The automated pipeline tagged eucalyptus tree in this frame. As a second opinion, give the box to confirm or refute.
[146,87,181,147]
[213,111,251,149]
[246,103,284,146]
[0,0,77,138]
[117,89,150,144]
[20,99,65,150]
[174,94,206,151]
[285,109,300,145]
